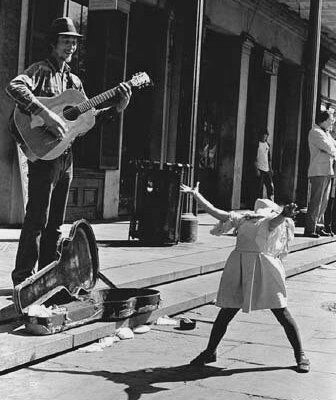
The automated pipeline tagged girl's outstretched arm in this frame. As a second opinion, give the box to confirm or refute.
[268,203,298,231]
[180,182,230,221]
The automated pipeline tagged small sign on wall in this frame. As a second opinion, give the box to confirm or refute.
[262,49,281,76]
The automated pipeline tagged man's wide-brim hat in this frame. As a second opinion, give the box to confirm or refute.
[50,17,82,37]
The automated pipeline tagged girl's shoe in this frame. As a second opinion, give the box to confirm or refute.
[296,353,310,373]
[189,350,217,366]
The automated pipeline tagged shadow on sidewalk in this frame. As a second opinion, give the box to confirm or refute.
[0,317,23,333]
[0,302,22,332]
[0,288,21,330]
[98,240,175,248]
[28,364,295,400]
[0,289,12,297]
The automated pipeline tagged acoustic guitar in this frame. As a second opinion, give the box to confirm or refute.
[13,72,152,161]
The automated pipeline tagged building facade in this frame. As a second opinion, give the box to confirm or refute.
[1,0,336,224]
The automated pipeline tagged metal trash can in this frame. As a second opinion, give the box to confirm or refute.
[129,161,189,245]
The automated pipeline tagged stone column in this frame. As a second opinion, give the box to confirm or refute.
[14,0,30,222]
[231,34,254,210]
[172,0,204,241]
[0,0,25,224]
[88,0,134,219]
[265,49,282,150]
[297,0,323,207]
[292,70,304,199]
[173,0,204,213]
[160,10,175,166]
[304,0,323,130]
[187,0,204,212]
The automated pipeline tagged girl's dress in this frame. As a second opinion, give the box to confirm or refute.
[212,212,294,313]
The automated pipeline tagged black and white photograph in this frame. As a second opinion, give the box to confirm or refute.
[0,0,336,399]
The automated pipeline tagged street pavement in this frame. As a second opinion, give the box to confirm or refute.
[1,213,336,378]
[0,264,335,400]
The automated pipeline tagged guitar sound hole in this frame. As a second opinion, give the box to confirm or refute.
[63,106,80,121]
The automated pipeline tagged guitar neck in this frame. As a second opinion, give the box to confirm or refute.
[76,79,132,115]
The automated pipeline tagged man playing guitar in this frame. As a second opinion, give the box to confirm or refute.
[6,17,132,286]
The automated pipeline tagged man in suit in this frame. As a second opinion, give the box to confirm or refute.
[6,17,132,286]
[305,110,336,238]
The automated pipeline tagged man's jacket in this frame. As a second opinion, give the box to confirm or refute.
[308,125,336,177]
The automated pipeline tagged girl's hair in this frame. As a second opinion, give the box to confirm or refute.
[316,110,330,124]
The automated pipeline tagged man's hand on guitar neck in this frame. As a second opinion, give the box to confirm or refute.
[115,82,132,113]
[38,108,68,140]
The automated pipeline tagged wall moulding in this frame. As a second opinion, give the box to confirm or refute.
[89,0,135,12]
[234,0,307,38]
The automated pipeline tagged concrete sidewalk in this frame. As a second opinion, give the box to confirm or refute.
[1,214,336,373]
[1,265,336,400]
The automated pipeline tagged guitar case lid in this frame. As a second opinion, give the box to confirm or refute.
[13,219,99,314]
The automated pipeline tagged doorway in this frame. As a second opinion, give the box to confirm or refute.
[196,30,240,209]
[119,3,169,215]
[273,62,302,204]
[241,46,270,209]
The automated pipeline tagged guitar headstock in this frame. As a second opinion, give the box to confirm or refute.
[129,72,153,89]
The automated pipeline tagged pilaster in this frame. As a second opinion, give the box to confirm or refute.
[264,49,282,150]
[0,0,25,224]
[231,33,254,210]
[297,0,323,207]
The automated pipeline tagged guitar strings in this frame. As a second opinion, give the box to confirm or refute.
[63,87,118,118]
[61,74,147,118]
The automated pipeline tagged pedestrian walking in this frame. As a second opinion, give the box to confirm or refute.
[180,182,310,373]
[255,129,274,201]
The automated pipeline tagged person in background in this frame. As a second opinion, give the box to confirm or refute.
[324,123,336,236]
[180,182,310,373]
[6,17,132,286]
[255,129,274,202]
[305,110,336,238]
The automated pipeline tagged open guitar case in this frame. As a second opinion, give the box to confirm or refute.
[13,219,161,335]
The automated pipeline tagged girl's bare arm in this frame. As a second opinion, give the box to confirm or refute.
[269,203,297,231]
[180,183,229,221]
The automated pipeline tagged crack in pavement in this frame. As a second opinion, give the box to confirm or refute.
[227,358,265,366]
[238,392,289,400]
